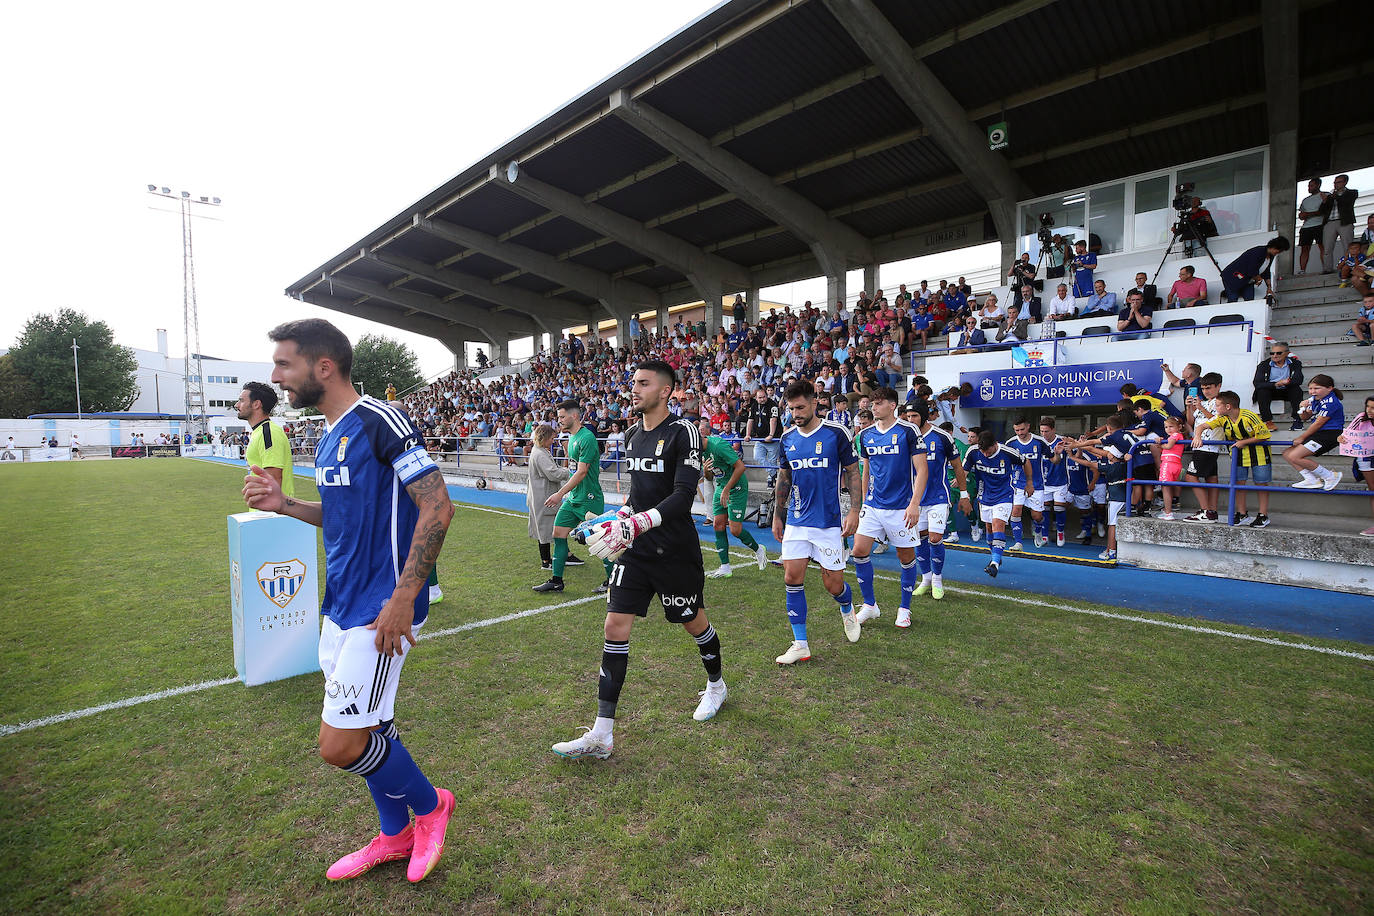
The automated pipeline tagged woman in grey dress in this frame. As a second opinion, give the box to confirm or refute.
[527,424,568,570]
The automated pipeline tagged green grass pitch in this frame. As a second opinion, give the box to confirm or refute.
[0,460,1370,914]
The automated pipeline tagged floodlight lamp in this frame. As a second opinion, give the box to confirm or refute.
[181,191,190,198]
[147,184,157,192]
[212,197,221,205]
[199,196,208,203]
[161,187,170,195]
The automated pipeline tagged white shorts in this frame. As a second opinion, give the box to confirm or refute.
[1107,500,1125,527]
[1092,483,1108,504]
[857,506,919,547]
[319,616,423,730]
[1071,492,1093,510]
[917,503,949,536]
[1041,484,1069,506]
[979,501,1014,524]
[781,524,846,571]
[1012,488,1045,512]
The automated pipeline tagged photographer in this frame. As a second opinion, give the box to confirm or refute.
[1070,240,1096,298]
[1007,252,1037,297]
[1174,197,1216,251]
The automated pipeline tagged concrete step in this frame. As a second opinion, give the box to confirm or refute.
[1276,272,1348,292]
[1283,341,1374,365]
[1271,301,1364,326]
[1279,321,1364,341]
[1274,288,1362,309]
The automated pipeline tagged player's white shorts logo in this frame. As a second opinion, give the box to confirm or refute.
[663,594,700,607]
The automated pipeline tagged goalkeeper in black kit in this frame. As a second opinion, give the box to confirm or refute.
[551,360,726,760]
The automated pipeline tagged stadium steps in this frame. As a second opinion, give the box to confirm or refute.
[1272,273,1373,406]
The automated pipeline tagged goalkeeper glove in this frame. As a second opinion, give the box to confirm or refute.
[585,509,659,562]
[572,508,623,545]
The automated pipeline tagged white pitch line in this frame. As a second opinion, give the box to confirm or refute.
[724,550,1374,663]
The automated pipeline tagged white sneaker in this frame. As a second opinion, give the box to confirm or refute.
[971,527,983,542]
[1096,522,1106,537]
[776,640,811,665]
[895,607,912,628]
[944,532,960,544]
[755,545,768,570]
[1033,534,1046,548]
[842,611,861,643]
[551,727,613,760]
[1157,512,1175,520]
[1055,533,1065,547]
[1097,548,1114,560]
[855,603,880,624]
[707,565,733,579]
[1010,541,1023,551]
[692,681,727,721]
[1322,471,1343,491]
[1291,478,1323,489]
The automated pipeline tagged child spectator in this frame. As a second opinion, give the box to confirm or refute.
[1192,391,1272,527]
[1337,396,1374,536]
[1283,374,1344,490]
[1182,372,1225,523]
[1066,446,1102,544]
[1353,292,1374,346]
[1156,416,1187,520]
[1337,241,1368,292]
[1069,412,1137,561]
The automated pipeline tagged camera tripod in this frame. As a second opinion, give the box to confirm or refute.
[1150,213,1223,287]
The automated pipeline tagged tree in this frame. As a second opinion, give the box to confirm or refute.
[8,309,139,413]
[350,333,423,400]
[0,354,39,418]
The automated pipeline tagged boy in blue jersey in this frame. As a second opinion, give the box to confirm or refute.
[772,379,863,664]
[1069,412,1139,560]
[850,388,928,630]
[909,403,971,613]
[243,319,455,884]
[962,430,1031,577]
[1004,419,1048,549]
[1065,446,1101,545]
[1038,416,1072,547]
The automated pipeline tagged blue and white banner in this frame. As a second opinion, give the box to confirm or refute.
[227,512,321,686]
[1011,340,1057,369]
[960,359,1163,409]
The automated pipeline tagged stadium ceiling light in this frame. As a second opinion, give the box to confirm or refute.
[147,184,157,192]
[212,197,221,205]
[505,160,519,183]
[180,191,190,198]
[161,187,170,194]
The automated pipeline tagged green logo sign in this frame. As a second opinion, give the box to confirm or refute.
[988,121,1009,151]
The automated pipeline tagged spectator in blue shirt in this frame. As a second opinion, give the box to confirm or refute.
[1071,240,1097,297]
[1113,290,1153,340]
[726,322,746,353]
[1081,279,1118,317]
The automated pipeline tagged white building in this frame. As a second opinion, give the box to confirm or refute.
[129,329,277,418]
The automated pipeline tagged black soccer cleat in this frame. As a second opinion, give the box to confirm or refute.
[594,579,611,594]
[532,577,565,593]
[984,561,999,578]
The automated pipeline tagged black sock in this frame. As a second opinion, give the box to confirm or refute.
[598,639,629,718]
[539,542,551,564]
[693,624,723,682]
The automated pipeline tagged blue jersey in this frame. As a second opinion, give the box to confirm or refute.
[1041,434,1069,488]
[963,445,1022,505]
[1004,434,1046,489]
[1310,392,1344,430]
[781,420,857,528]
[858,420,925,510]
[1067,454,1093,495]
[920,425,957,507]
[314,397,440,630]
[1135,410,1168,440]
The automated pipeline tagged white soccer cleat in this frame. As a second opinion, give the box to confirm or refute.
[872,541,888,554]
[842,611,861,643]
[551,727,612,761]
[855,603,880,624]
[776,640,811,665]
[894,607,912,628]
[971,527,983,542]
[692,681,728,721]
[1096,522,1106,537]
[707,565,733,579]
[1033,533,1046,548]
[944,532,960,544]
[1010,541,1023,552]
[756,545,769,570]
[1055,533,1065,547]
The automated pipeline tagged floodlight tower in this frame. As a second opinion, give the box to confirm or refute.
[147,185,221,435]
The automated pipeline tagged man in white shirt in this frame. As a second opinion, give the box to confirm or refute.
[1,436,17,460]
[1296,177,1327,275]
[70,433,83,458]
[1046,283,1076,319]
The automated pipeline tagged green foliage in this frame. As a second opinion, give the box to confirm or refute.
[8,309,138,413]
[350,333,423,400]
[0,354,38,417]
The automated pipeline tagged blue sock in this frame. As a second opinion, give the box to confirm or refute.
[1080,512,1093,536]
[853,555,876,606]
[834,582,853,615]
[1010,519,1023,542]
[786,584,808,641]
[1034,517,1047,538]
[916,537,931,576]
[364,721,408,835]
[343,730,439,822]
[1055,509,1067,534]
[991,537,1005,564]
[930,541,945,576]
[899,559,917,609]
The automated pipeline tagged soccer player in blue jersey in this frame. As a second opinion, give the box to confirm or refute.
[1004,418,1048,550]
[1038,416,1072,547]
[962,429,1032,577]
[243,319,455,884]
[911,402,971,610]
[1066,446,1101,545]
[850,388,928,630]
[772,378,862,664]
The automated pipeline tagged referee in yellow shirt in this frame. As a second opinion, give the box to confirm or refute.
[235,381,294,500]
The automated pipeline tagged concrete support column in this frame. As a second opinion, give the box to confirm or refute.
[446,340,468,371]
[689,275,725,335]
[492,338,509,366]
[863,264,879,302]
[656,304,670,339]
[826,272,847,313]
[748,284,762,325]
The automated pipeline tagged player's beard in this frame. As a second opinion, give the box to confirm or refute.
[286,372,325,409]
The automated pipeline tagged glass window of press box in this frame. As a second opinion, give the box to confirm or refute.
[1017,148,1268,262]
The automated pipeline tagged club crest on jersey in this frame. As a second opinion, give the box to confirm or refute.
[655,438,664,456]
[257,559,306,609]
[337,436,348,462]
[815,441,823,455]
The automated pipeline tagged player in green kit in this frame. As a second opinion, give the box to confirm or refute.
[237,382,294,501]
[696,415,769,577]
[534,400,614,593]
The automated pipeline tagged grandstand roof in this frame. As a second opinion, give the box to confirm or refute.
[285,0,1371,352]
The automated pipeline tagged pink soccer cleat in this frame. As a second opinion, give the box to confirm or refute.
[407,787,455,883]
[325,824,414,881]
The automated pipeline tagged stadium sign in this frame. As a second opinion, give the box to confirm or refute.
[959,359,1163,408]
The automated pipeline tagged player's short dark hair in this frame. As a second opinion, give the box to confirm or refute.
[635,359,677,385]
[556,399,582,413]
[978,429,997,450]
[1267,236,1291,252]
[1120,383,1139,397]
[938,421,954,433]
[872,386,898,404]
[1013,416,1030,427]
[1199,372,1223,386]
[1132,398,1153,410]
[856,409,874,422]
[241,381,278,415]
[1039,416,1055,428]
[784,379,815,401]
[1216,391,1241,408]
[267,318,353,377]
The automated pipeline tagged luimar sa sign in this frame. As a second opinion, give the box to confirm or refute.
[959,359,1164,409]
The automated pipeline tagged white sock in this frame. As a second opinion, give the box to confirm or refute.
[932,575,943,586]
[921,572,932,584]
[1315,466,1334,480]
[718,563,732,572]
[591,716,615,738]
[1299,468,1318,481]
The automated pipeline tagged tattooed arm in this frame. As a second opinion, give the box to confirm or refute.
[369,469,455,656]
[771,461,791,542]
[841,459,862,537]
